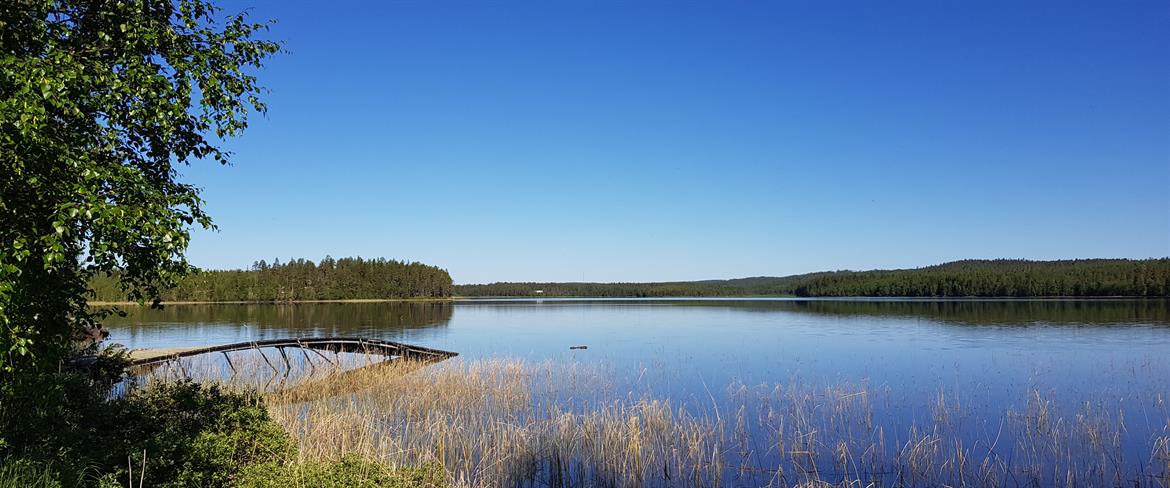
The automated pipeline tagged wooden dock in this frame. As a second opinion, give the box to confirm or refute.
[127,336,457,369]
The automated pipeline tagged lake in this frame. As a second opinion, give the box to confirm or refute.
[105,298,1170,485]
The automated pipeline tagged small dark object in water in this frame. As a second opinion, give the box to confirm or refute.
[569,345,588,350]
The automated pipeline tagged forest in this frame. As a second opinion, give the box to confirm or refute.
[87,258,1170,302]
[89,257,453,302]
[455,259,1170,298]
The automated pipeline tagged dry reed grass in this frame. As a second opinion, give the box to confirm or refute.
[132,354,1170,487]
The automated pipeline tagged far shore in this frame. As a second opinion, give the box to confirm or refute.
[88,297,463,306]
[88,295,1167,306]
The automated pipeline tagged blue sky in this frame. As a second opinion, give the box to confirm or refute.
[186,1,1170,284]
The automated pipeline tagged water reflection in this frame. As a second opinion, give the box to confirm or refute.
[104,301,453,329]
[101,298,1170,398]
[461,297,1170,326]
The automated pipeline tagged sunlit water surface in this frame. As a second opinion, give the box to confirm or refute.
[105,298,1170,484]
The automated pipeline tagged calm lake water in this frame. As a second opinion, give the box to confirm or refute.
[105,298,1170,484]
[105,298,1170,393]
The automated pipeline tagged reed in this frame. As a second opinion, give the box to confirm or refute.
[133,355,1170,487]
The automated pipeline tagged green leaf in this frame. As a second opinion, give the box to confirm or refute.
[0,0,281,373]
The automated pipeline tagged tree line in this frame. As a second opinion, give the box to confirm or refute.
[790,259,1170,297]
[454,259,1170,298]
[90,256,453,302]
[452,276,803,298]
[87,258,1170,302]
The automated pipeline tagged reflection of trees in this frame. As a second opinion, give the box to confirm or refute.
[104,302,454,333]
[103,299,1170,331]
[461,299,1170,327]
[778,299,1170,326]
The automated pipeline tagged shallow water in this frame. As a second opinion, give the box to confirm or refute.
[104,298,1170,484]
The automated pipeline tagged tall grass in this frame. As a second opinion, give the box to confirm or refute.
[0,460,61,488]
[134,355,1170,487]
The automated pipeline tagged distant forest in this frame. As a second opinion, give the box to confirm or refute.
[89,258,1170,303]
[90,257,452,302]
[455,259,1170,298]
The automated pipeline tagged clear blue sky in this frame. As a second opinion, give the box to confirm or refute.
[186,1,1170,284]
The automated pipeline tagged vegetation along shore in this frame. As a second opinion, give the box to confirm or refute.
[457,258,1170,298]
[89,257,1170,304]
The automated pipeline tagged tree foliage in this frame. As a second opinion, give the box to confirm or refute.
[455,259,1170,298]
[90,256,454,302]
[789,259,1170,297]
[0,0,280,371]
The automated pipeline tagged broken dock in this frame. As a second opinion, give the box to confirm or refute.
[127,336,457,372]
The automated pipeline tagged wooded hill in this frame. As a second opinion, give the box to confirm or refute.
[455,259,1170,298]
[90,257,452,302]
[89,258,1170,302]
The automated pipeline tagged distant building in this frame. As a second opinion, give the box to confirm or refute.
[534,290,544,294]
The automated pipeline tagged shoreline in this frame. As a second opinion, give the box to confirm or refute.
[87,295,1169,306]
[88,297,463,306]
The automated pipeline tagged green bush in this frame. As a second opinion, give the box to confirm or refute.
[0,372,111,481]
[2,373,443,487]
[108,381,294,488]
[236,456,446,488]
[1,375,294,488]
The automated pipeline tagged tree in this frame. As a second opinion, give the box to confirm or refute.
[1,0,280,372]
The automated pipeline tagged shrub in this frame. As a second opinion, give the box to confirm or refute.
[107,381,294,488]
[0,372,110,479]
[1,375,295,488]
[1,367,449,487]
[235,456,446,488]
